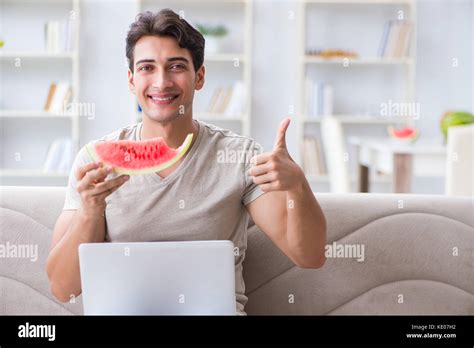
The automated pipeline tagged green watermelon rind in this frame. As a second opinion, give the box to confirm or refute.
[85,133,193,175]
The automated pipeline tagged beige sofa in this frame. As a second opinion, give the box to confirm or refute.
[1,186,473,315]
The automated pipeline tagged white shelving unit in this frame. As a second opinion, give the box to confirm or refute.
[0,0,80,185]
[134,0,253,136]
[296,0,416,188]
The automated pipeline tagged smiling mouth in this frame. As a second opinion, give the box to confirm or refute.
[148,94,180,106]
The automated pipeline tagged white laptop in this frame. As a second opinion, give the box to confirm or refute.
[78,240,236,315]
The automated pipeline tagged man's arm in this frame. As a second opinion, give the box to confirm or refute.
[46,163,129,302]
[245,118,327,268]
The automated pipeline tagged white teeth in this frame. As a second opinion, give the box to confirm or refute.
[151,96,175,101]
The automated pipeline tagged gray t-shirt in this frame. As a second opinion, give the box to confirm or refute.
[63,120,265,315]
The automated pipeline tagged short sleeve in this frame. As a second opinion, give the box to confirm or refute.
[242,140,266,206]
[62,145,94,211]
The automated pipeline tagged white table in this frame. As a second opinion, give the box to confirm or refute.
[348,137,447,193]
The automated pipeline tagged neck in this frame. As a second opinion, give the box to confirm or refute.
[141,114,199,149]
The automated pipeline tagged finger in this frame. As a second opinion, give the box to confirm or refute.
[76,162,102,181]
[248,162,272,177]
[95,180,126,201]
[273,118,291,150]
[91,175,129,196]
[249,152,272,166]
[86,166,113,185]
[77,166,112,192]
[259,182,279,193]
[252,172,276,185]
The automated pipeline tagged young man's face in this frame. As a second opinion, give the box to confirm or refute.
[128,35,205,123]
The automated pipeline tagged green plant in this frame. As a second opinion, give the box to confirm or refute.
[196,24,228,37]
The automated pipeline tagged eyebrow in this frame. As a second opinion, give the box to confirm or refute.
[135,57,189,67]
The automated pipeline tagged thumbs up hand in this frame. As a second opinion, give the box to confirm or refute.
[248,118,305,193]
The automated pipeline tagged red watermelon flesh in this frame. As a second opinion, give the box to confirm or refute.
[86,133,193,175]
[388,126,419,140]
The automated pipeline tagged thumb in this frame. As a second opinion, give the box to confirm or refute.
[274,118,291,150]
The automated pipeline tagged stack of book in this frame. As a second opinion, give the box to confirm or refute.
[302,137,327,176]
[378,20,413,58]
[42,138,73,174]
[45,20,75,53]
[44,81,72,114]
[305,79,334,119]
[206,81,245,117]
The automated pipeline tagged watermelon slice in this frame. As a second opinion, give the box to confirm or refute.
[387,126,419,143]
[86,133,193,175]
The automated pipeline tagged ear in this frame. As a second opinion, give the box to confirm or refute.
[127,68,136,94]
[194,65,205,91]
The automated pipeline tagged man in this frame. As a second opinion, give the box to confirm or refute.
[46,9,326,315]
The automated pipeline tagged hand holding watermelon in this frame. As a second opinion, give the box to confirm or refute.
[75,162,130,218]
[248,118,305,192]
[86,134,193,175]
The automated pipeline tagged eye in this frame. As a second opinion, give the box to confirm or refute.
[139,65,153,72]
[170,64,185,71]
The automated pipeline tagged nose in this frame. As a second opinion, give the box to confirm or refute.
[151,68,174,90]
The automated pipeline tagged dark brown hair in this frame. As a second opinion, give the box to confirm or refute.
[126,9,205,72]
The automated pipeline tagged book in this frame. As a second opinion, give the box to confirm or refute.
[303,137,327,176]
[380,20,413,58]
[378,21,391,57]
[304,78,313,116]
[206,82,246,117]
[400,22,413,57]
[322,85,334,116]
[303,138,316,176]
[215,87,232,113]
[42,138,72,174]
[64,20,75,52]
[385,21,401,57]
[45,20,75,53]
[45,21,60,53]
[224,81,246,117]
[57,139,72,173]
[207,87,223,113]
[219,87,234,113]
[46,81,72,114]
[306,80,334,118]
[314,137,327,175]
[43,83,57,111]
